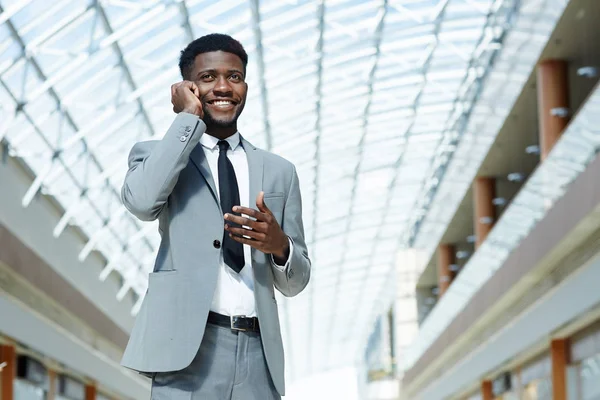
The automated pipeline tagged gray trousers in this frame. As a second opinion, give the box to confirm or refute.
[150,323,281,400]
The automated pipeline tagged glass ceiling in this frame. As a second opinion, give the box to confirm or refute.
[0,0,520,381]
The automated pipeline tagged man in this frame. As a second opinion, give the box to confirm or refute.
[120,33,311,399]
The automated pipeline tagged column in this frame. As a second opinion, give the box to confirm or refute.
[537,60,569,161]
[85,383,97,400]
[0,344,16,400]
[481,380,493,400]
[474,177,496,249]
[437,244,455,297]
[47,369,56,400]
[551,338,569,400]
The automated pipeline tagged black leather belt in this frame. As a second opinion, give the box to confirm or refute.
[207,311,260,333]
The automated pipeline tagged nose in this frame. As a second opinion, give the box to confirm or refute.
[213,76,233,96]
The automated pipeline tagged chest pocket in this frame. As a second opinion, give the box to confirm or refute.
[264,192,285,225]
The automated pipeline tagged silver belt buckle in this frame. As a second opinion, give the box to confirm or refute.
[230,315,249,332]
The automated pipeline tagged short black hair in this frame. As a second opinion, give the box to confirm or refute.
[179,33,248,79]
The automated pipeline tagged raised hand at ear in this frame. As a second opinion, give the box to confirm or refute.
[171,81,204,118]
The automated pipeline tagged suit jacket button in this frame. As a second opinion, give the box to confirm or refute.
[213,240,221,249]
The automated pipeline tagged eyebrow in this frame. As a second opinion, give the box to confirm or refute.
[196,69,245,78]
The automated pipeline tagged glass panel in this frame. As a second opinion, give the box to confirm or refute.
[14,379,45,400]
[520,378,552,400]
[581,353,600,400]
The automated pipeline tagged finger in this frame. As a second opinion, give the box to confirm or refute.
[174,82,188,95]
[224,214,267,232]
[225,225,266,242]
[229,233,265,250]
[256,191,271,214]
[231,206,268,222]
[186,83,198,96]
[224,213,256,228]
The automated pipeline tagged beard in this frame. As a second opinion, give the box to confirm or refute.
[202,105,244,129]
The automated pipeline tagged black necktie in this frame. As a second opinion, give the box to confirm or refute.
[217,140,245,273]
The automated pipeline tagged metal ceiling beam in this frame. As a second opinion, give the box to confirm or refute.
[0,6,116,215]
[78,207,130,262]
[0,72,148,286]
[323,0,390,370]
[405,0,520,247]
[0,0,34,25]
[16,0,72,36]
[344,0,492,363]
[250,0,273,151]
[352,0,451,276]
[306,0,326,377]
[178,0,195,42]
[0,4,153,301]
[95,1,155,138]
[25,4,92,50]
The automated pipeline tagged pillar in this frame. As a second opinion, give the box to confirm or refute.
[551,338,569,400]
[0,345,16,400]
[537,60,569,160]
[47,369,56,400]
[437,244,455,297]
[85,383,97,400]
[481,380,493,400]
[473,177,496,249]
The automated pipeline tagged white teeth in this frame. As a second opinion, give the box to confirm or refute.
[213,101,232,106]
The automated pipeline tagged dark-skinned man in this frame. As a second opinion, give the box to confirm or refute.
[120,33,311,400]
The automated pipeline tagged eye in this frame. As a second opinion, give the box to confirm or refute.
[200,74,214,81]
[230,73,243,81]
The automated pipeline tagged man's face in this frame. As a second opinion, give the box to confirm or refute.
[189,51,247,129]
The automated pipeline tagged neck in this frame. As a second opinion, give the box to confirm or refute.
[205,124,238,140]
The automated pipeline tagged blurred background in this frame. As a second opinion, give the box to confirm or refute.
[1,0,600,398]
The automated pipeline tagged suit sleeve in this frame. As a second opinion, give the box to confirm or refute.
[272,165,311,297]
[270,238,294,271]
[121,113,206,221]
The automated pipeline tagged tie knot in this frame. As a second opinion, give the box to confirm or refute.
[217,140,230,153]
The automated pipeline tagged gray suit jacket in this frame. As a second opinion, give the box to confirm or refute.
[119,113,311,395]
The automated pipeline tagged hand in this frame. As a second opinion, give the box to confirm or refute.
[224,192,289,261]
[171,81,204,118]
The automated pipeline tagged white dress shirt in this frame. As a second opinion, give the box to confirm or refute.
[200,132,292,317]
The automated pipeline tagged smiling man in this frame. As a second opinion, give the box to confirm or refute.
[120,33,311,399]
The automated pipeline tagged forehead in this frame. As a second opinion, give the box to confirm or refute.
[193,51,244,72]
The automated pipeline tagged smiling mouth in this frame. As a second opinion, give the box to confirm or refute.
[207,100,236,107]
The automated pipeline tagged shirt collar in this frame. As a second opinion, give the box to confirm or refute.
[200,132,242,152]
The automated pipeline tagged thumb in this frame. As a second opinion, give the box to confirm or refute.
[256,192,269,213]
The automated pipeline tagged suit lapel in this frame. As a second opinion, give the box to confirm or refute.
[189,143,219,205]
[242,137,263,208]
